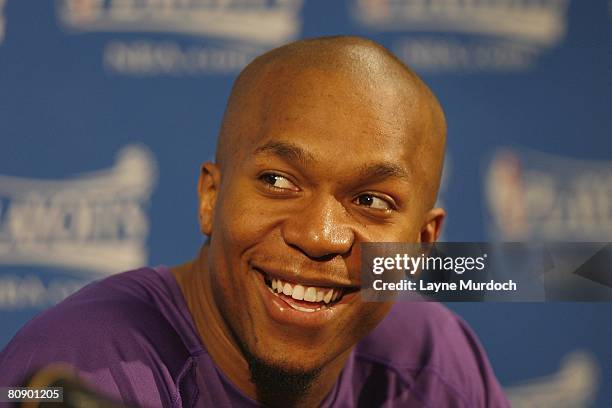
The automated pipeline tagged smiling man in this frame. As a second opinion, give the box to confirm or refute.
[0,36,508,407]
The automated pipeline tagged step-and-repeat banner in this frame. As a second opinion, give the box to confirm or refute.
[1,1,611,406]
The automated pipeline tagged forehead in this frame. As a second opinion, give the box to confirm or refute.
[249,68,428,162]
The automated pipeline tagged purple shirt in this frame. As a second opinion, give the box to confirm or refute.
[0,267,509,407]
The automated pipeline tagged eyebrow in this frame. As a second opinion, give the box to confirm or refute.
[253,139,410,182]
[357,162,410,181]
[254,141,317,166]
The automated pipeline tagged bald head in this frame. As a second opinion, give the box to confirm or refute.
[215,35,446,208]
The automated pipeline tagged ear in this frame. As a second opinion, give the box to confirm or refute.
[420,208,446,243]
[198,162,221,236]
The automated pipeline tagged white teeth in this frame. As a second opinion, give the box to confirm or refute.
[268,277,343,306]
[291,285,305,300]
[304,287,317,302]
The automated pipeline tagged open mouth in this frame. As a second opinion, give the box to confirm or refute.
[260,273,354,313]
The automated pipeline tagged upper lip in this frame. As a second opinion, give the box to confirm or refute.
[251,263,360,290]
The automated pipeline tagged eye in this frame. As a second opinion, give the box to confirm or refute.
[354,194,393,211]
[259,173,299,191]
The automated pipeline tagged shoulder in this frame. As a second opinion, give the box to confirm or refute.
[0,267,192,406]
[352,302,509,407]
[4,268,186,355]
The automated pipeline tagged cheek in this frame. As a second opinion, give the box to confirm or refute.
[213,180,280,248]
[208,181,282,333]
[363,223,420,243]
[373,206,428,242]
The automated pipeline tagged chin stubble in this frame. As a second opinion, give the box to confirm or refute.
[241,345,322,407]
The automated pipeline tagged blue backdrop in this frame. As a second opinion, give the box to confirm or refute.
[1,1,611,405]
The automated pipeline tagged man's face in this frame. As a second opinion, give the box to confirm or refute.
[204,68,440,374]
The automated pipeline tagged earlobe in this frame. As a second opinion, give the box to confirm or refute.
[198,162,221,236]
[420,208,446,243]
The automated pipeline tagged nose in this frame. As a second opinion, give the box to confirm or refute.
[281,195,355,260]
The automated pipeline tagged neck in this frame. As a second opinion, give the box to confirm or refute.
[171,246,350,407]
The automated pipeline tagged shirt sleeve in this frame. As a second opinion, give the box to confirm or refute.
[0,288,187,408]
